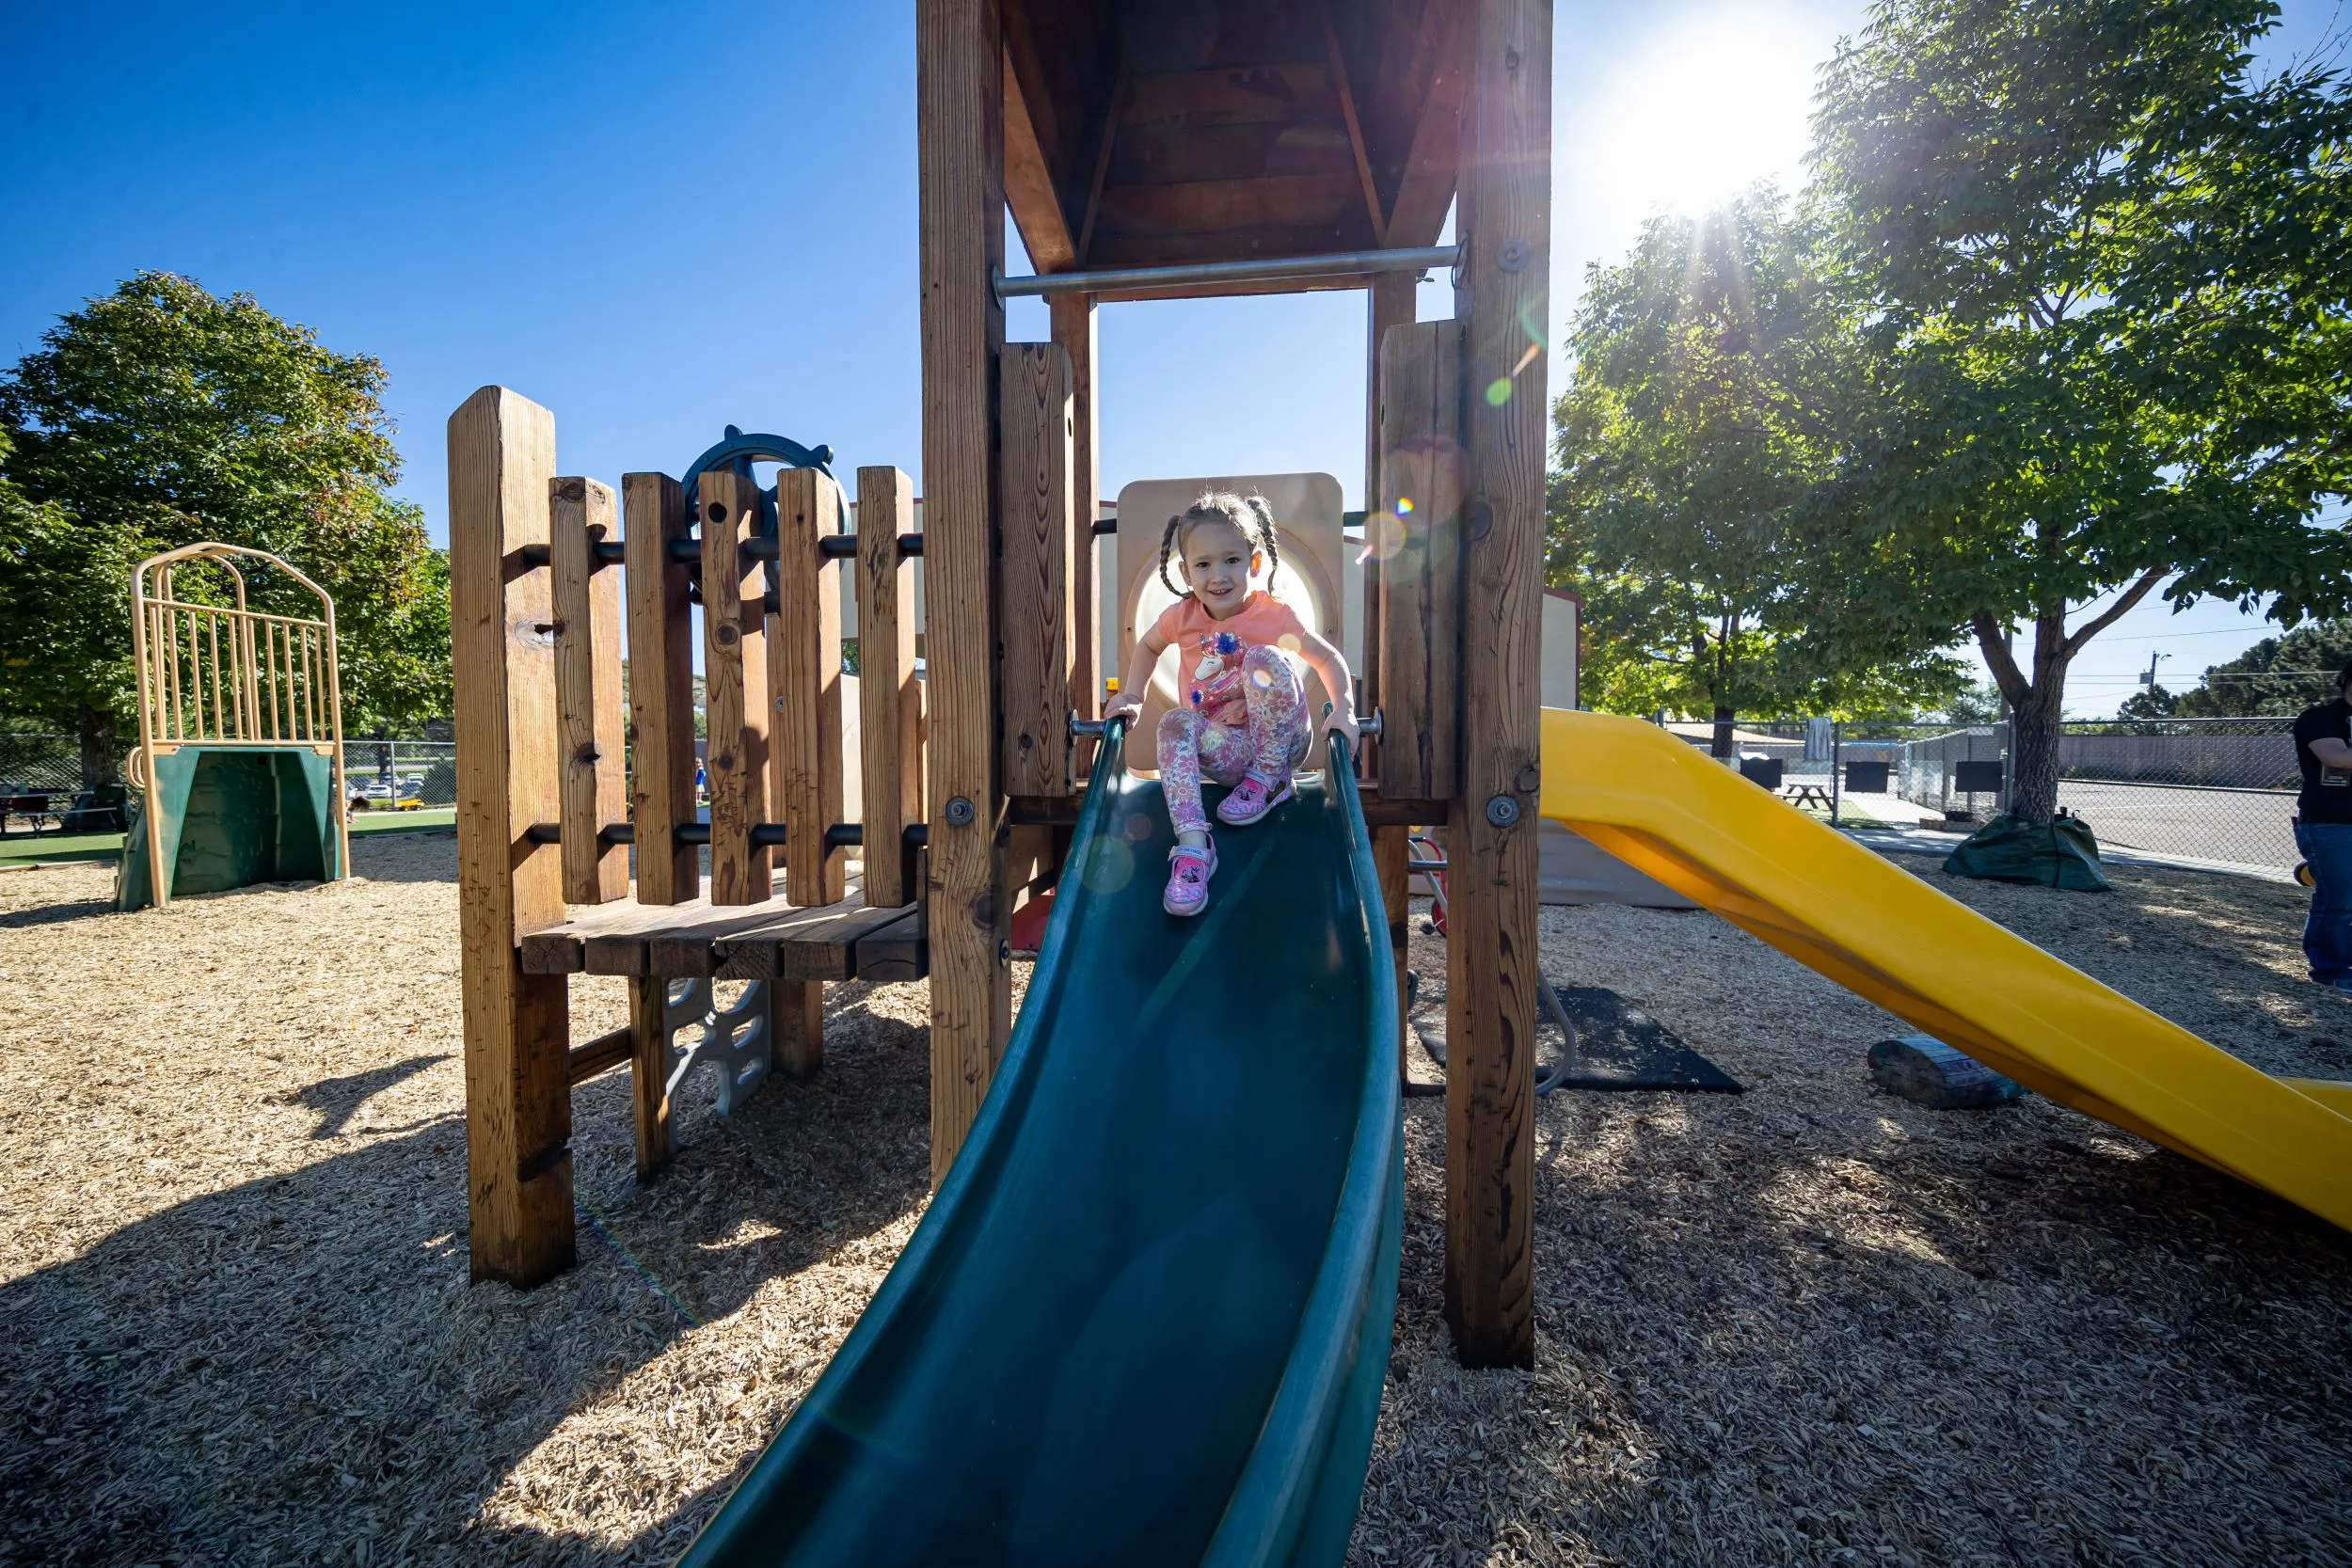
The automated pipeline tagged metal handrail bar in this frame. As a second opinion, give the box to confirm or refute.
[995,245,1461,301]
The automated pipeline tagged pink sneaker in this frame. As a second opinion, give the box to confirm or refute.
[1164,838,1217,917]
[1216,772,1294,827]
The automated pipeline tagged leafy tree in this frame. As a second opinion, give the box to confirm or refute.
[1551,195,1965,753]
[0,272,450,780]
[1812,0,2352,818]
[0,431,146,784]
[2158,620,2352,716]
[2116,684,2179,723]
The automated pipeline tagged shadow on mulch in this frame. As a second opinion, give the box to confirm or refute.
[0,989,930,1567]
[0,895,116,929]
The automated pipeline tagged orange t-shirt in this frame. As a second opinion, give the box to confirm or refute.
[1152,590,1311,723]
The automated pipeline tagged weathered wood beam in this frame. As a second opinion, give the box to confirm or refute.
[919,0,1010,1189]
[622,471,696,905]
[701,467,773,907]
[1385,3,1472,246]
[1004,43,1076,272]
[630,974,672,1180]
[448,386,573,1288]
[1050,293,1099,770]
[1321,0,1389,245]
[550,476,628,904]
[998,341,1075,799]
[1378,319,1464,801]
[1074,60,1129,264]
[1364,270,1419,786]
[1444,0,1549,1371]
[771,467,847,909]
[856,466,923,909]
[1091,172,1364,236]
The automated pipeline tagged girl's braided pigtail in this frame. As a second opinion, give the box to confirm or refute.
[1245,495,1280,582]
[1156,514,1189,597]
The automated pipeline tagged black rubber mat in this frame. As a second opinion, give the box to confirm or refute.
[1548,987,1742,1094]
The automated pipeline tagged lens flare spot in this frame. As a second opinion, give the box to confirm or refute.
[1276,633,1302,656]
[1395,496,1415,515]
[1122,812,1153,843]
[1085,838,1136,894]
[1250,666,1273,689]
[1486,377,1515,406]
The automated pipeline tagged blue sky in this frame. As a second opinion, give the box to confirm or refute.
[3,0,2344,714]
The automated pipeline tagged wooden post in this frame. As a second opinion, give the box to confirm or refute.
[1378,319,1464,802]
[449,386,574,1288]
[623,472,697,905]
[551,477,628,904]
[999,341,1075,800]
[919,0,1009,1187]
[1373,823,1412,1077]
[630,973,672,1179]
[1365,272,1418,786]
[701,468,773,907]
[1445,0,1549,1371]
[772,467,848,908]
[1050,293,1098,770]
[776,982,825,1080]
[857,466,924,909]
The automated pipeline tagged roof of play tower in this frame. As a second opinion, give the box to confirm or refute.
[1002,0,1469,277]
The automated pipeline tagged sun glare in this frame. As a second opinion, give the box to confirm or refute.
[1582,12,1821,223]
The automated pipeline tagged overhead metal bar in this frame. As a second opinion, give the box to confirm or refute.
[994,245,1460,301]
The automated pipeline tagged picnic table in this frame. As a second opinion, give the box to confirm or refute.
[1782,783,1835,811]
[0,791,61,836]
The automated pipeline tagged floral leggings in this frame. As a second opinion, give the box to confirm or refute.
[1156,644,1311,836]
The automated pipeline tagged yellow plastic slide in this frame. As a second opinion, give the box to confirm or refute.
[1538,708,2352,1231]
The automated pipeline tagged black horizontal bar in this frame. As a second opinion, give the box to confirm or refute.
[750,823,788,847]
[824,823,862,850]
[668,537,701,564]
[675,823,710,846]
[519,544,552,568]
[898,533,923,558]
[593,539,625,566]
[903,822,928,849]
[1090,517,1119,536]
[523,821,638,847]
[1407,857,1445,873]
[742,537,779,562]
[819,534,859,560]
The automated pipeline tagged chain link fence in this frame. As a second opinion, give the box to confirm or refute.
[3,734,459,836]
[1664,715,2301,875]
[0,733,80,795]
[339,740,457,811]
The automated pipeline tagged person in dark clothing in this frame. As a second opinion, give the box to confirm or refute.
[2290,662,2352,990]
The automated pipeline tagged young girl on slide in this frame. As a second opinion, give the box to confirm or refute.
[1102,492,1360,917]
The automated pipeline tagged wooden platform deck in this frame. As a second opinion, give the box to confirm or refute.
[519,875,925,983]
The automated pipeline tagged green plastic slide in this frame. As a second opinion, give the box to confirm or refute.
[678,725,1402,1567]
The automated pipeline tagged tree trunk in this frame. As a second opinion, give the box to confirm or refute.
[1972,610,2066,821]
[2006,678,2063,820]
[1710,704,1736,758]
[77,705,119,788]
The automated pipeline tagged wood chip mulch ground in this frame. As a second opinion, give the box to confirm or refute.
[2,835,2346,1566]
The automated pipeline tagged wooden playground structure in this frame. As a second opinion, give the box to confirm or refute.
[127,542,349,907]
[454,0,1549,1369]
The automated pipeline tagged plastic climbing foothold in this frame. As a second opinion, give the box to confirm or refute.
[1867,1034,2026,1110]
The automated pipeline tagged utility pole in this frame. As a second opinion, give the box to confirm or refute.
[2141,650,2169,688]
